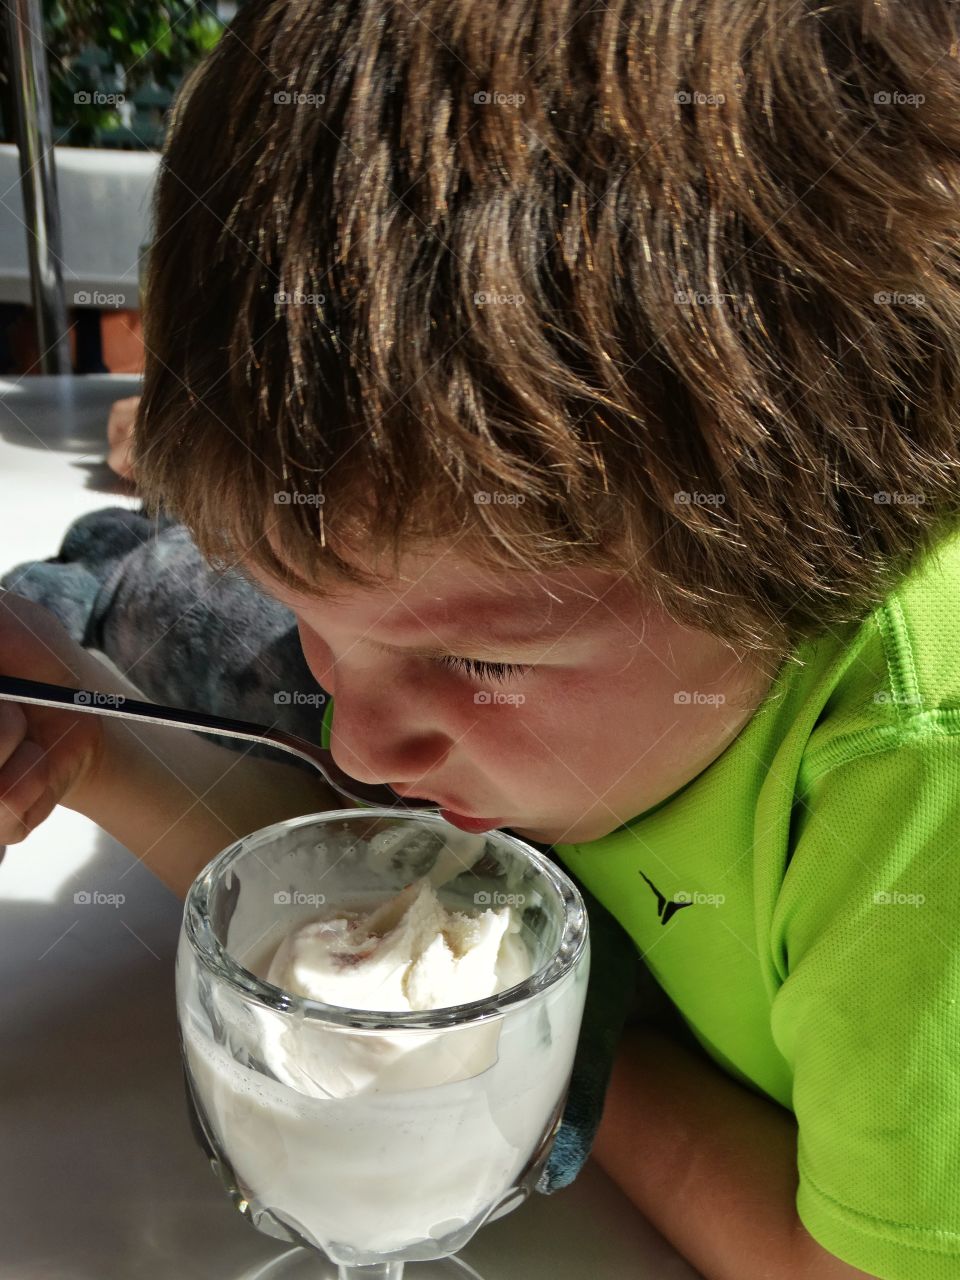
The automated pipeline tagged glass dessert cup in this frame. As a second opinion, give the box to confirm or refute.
[176,808,591,1280]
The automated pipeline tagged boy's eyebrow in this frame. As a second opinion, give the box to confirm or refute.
[352,587,592,656]
[233,559,586,654]
[307,602,581,660]
[367,620,574,660]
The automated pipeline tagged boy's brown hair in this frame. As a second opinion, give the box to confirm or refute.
[135,0,960,663]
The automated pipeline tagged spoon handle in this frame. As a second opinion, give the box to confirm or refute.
[0,673,425,812]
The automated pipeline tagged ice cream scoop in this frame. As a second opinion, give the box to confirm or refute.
[253,874,532,1097]
[266,878,531,1013]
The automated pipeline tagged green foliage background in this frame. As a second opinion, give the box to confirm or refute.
[2,1,237,148]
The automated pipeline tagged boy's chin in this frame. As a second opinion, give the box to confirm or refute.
[506,815,628,846]
[502,821,540,840]
[504,821,564,846]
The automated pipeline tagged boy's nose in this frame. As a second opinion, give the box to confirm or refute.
[295,623,453,785]
[324,698,451,791]
[329,733,448,793]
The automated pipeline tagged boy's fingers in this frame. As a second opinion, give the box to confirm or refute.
[107,397,139,447]
[106,402,138,479]
[0,700,28,767]
[21,784,56,833]
[107,439,137,481]
[0,737,49,839]
[0,592,77,678]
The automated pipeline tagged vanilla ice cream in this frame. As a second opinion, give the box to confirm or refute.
[265,877,532,1012]
[246,876,532,1098]
[178,821,589,1259]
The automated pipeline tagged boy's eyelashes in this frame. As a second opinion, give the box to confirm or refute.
[432,655,533,683]
[297,620,535,683]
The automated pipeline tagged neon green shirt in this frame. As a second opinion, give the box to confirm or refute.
[553,528,960,1280]
[318,528,960,1278]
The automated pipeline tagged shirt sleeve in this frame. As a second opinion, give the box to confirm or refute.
[768,730,960,1280]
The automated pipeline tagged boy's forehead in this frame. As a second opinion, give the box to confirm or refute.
[252,531,631,638]
[384,563,615,642]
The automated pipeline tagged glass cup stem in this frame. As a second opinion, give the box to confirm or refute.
[338,1266,404,1279]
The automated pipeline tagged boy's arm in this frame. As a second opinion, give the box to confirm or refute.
[591,1024,879,1280]
[66,652,343,900]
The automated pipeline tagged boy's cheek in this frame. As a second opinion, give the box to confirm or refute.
[296,619,335,688]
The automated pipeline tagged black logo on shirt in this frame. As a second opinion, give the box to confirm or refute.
[639,870,695,926]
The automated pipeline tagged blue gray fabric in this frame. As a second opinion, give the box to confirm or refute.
[1,504,644,1194]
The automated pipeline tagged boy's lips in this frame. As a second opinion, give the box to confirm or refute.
[389,785,502,830]
[437,809,503,833]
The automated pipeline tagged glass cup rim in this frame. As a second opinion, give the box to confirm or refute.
[182,807,589,1031]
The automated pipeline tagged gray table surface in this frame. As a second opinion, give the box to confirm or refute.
[0,375,703,1280]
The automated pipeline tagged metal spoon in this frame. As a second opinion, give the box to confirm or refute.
[0,673,431,812]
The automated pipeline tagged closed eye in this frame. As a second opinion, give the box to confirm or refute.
[433,655,532,683]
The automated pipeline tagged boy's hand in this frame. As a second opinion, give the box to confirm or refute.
[106,395,139,482]
[0,588,343,897]
[0,590,107,843]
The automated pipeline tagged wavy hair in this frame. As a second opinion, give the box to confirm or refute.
[135,0,960,661]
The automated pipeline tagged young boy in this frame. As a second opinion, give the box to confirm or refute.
[3,1,960,1276]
